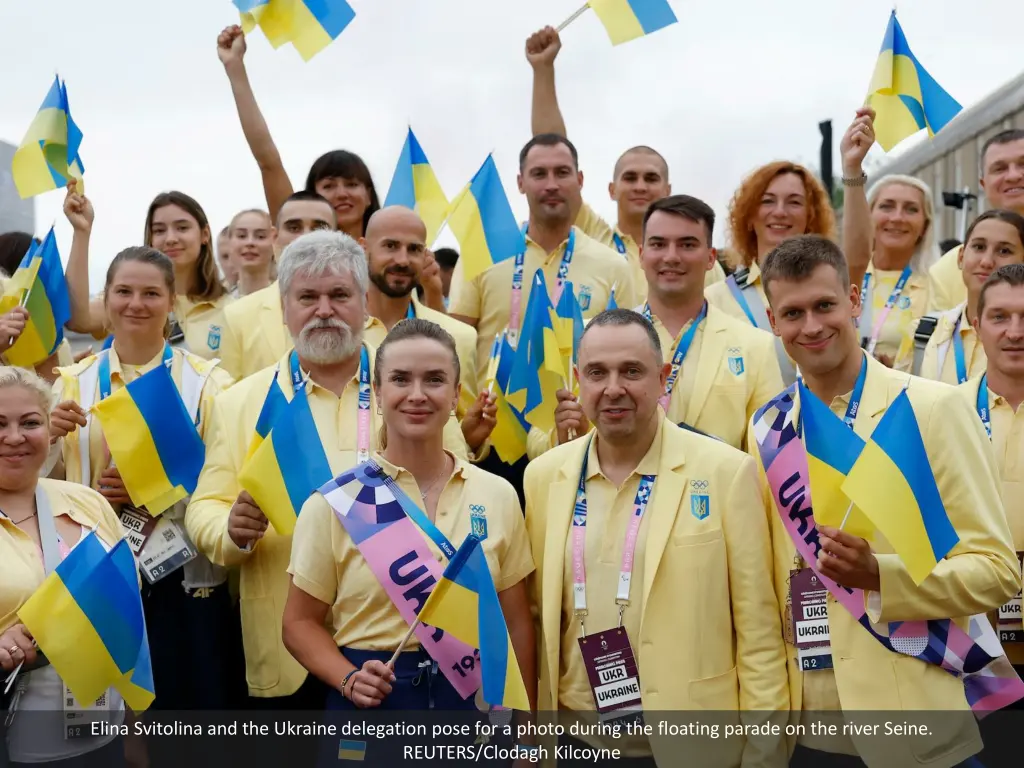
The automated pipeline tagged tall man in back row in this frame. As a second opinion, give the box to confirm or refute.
[753,235,1020,767]
[525,25,726,302]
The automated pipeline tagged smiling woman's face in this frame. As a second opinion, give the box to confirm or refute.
[0,386,49,491]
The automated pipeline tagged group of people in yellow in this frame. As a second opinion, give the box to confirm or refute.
[2,20,1024,768]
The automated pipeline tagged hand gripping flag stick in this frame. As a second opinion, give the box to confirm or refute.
[558,3,592,31]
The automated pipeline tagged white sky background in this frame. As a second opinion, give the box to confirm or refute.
[1,0,1022,291]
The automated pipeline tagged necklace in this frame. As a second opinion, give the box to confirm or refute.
[9,510,37,525]
[420,454,451,500]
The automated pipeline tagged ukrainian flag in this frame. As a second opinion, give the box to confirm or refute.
[867,11,962,151]
[238,386,333,536]
[841,389,960,585]
[507,271,563,434]
[447,155,526,282]
[606,283,619,311]
[11,76,84,199]
[488,333,529,465]
[246,377,288,463]
[236,0,356,61]
[552,282,585,380]
[0,228,70,368]
[384,128,450,244]
[418,534,529,711]
[589,0,678,46]
[19,534,155,711]
[92,364,206,516]
[798,380,874,539]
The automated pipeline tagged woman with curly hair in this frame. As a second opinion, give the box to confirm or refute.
[705,158,836,383]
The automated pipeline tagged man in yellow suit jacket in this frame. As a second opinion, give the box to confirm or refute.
[524,309,789,768]
[755,235,1019,768]
[216,191,337,381]
[186,231,472,708]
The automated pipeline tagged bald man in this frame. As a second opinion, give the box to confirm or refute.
[525,25,725,300]
[360,207,483,428]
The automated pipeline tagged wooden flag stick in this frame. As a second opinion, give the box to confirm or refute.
[558,3,591,32]
[388,619,420,667]
[838,501,854,531]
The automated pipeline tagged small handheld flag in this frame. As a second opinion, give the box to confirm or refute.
[418,534,529,711]
[235,0,356,61]
[0,228,71,368]
[507,271,563,434]
[866,11,962,151]
[91,364,206,515]
[448,156,525,282]
[246,377,288,463]
[11,76,85,199]
[384,128,450,244]
[558,0,678,46]
[19,534,155,711]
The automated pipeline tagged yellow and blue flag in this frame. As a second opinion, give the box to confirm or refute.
[507,271,563,434]
[246,377,288,462]
[487,333,529,465]
[337,740,366,761]
[589,0,678,46]
[238,386,333,535]
[235,0,356,61]
[418,534,529,711]
[552,281,585,378]
[841,389,959,585]
[798,380,874,539]
[11,76,84,199]
[384,128,450,244]
[92,364,205,515]
[448,155,526,282]
[867,11,962,151]
[19,534,155,711]
[0,228,70,368]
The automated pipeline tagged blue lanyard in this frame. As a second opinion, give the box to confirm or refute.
[643,302,708,399]
[511,225,576,318]
[406,302,416,320]
[952,316,968,385]
[843,354,869,430]
[367,460,458,560]
[612,233,628,256]
[573,443,656,530]
[724,275,760,328]
[977,373,991,440]
[290,345,371,457]
[860,266,912,335]
[98,344,173,401]
[357,344,371,417]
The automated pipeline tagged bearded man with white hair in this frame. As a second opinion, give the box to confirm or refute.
[186,230,470,711]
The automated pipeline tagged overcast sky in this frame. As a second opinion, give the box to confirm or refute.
[2,0,1022,289]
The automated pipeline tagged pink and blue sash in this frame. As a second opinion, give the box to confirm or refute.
[753,384,1024,714]
[319,460,483,700]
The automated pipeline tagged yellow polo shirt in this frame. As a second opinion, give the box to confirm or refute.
[575,203,725,304]
[905,304,986,384]
[288,452,533,649]
[1,480,124,634]
[928,246,967,313]
[363,296,479,418]
[53,347,232,490]
[175,293,234,361]
[557,425,661,758]
[185,348,469,698]
[860,266,929,367]
[451,226,637,394]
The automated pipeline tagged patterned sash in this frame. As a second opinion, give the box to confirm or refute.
[752,384,1024,714]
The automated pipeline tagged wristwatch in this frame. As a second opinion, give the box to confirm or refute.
[842,173,868,187]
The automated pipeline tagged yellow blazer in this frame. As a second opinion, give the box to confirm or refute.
[755,355,1017,768]
[524,420,789,768]
[927,246,967,314]
[217,282,290,381]
[185,346,469,698]
[900,303,986,384]
[665,305,783,451]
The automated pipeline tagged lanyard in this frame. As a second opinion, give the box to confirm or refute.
[406,302,416,320]
[289,345,372,461]
[842,354,869,430]
[370,460,458,560]
[952,317,969,385]
[977,374,992,440]
[509,226,576,346]
[572,437,656,634]
[642,302,708,409]
[98,344,173,401]
[724,273,760,328]
[861,266,912,354]
[612,233,628,256]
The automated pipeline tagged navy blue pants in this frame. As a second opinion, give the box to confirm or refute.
[320,648,482,766]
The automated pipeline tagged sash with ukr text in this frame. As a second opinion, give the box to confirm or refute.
[752,384,1024,714]
[319,460,483,700]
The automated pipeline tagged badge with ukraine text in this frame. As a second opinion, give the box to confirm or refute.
[999,553,1024,643]
[790,568,833,671]
[579,628,642,722]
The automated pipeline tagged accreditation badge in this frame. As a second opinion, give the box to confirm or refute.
[999,553,1024,643]
[118,504,158,555]
[790,568,833,671]
[578,628,642,722]
[63,684,112,739]
[138,516,197,584]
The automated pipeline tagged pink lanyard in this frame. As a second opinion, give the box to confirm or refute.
[571,438,656,635]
